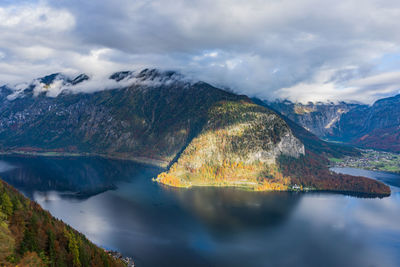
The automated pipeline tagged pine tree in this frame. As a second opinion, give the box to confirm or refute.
[47,230,56,267]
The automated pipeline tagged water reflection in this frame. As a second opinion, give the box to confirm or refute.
[0,155,158,198]
[0,156,399,267]
[166,186,300,234]
[332,167,400,188]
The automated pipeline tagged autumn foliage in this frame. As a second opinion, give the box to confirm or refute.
[157,158,293,191]
[156,100,390,197]
[278,151,391,196]
[0,179,125,267]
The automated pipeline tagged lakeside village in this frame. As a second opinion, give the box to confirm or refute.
[331,149,400,174]
[105,250,135,267]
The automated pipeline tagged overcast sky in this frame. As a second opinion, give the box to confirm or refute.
[1,0,400,103]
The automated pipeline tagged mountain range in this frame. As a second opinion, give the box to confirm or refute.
[268,96,400,153]
[0,69,390,196]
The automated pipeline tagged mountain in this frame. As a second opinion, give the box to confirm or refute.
[156,100,305,190]
[0,179,124,266]
[0,69,244,165]
[0,70,390,196]
[267,100,364,137]
[331,94,400,153]
[156,99,388,196]
[252,98,360,158]
[269,96,400,153]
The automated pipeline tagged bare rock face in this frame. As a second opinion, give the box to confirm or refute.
[269,95,400,153]
[184,100,304,167]
[331,94,400,152]
[268,100,362,137]
[0,70,391,196]
[273,132,305,158]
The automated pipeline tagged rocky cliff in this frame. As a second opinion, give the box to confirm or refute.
[156,100,304,190]
[0,70,391,195]
[269,96,400,153]
[268,100,362,137]
[331,94,400,152]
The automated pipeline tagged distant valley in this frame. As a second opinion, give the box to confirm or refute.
[268,95,400,153]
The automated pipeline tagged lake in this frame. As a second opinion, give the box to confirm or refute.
[0,155,399,267]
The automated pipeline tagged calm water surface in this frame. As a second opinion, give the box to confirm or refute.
[0,155,399,267]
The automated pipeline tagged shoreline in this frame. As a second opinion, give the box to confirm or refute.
[0,150,169,168]
[330,149,400,175]
[105,249,135,267]
[154,179,390,198]
[1,150,390,198]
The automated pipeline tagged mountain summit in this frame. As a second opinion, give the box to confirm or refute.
[0,70,390,196]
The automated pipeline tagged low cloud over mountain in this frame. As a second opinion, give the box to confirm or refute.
[1,0,400,103]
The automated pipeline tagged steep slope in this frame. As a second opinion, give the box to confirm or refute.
[156,100,304,190]
[0,70,391,195]
[252,98,360,158]
[331,94,400,152]
[157,99,389,196]
[268,100,362,137]
[0,69,244,166]
[0,179,124,266]
[269,95,400,153]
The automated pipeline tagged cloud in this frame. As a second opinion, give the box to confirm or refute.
[6,69,191,99]
[1,0,400,103]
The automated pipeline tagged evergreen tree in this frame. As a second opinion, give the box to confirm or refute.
[1,192,13,217]
[47,230,56,267]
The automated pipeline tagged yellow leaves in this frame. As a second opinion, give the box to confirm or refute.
[255,180,289,191]
[156,172,189,188]
[169,164,177,173]
[157,156,295,192]
[254,163,292,191]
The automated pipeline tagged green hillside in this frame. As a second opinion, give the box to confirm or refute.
[0,179,125,267]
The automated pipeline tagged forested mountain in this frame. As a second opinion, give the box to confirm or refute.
[0,70,390,195]
[0,69,245,166]
[157,99,388,196]
[0,179,124,266]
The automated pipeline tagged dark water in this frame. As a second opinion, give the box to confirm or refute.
[0,156,400,267]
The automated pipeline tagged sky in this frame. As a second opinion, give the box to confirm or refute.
[1,0,400,103]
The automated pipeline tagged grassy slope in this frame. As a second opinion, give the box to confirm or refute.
[0,179,125,267]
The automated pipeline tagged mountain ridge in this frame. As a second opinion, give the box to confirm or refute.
[269,95,400,153]
[0,70,391,196]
